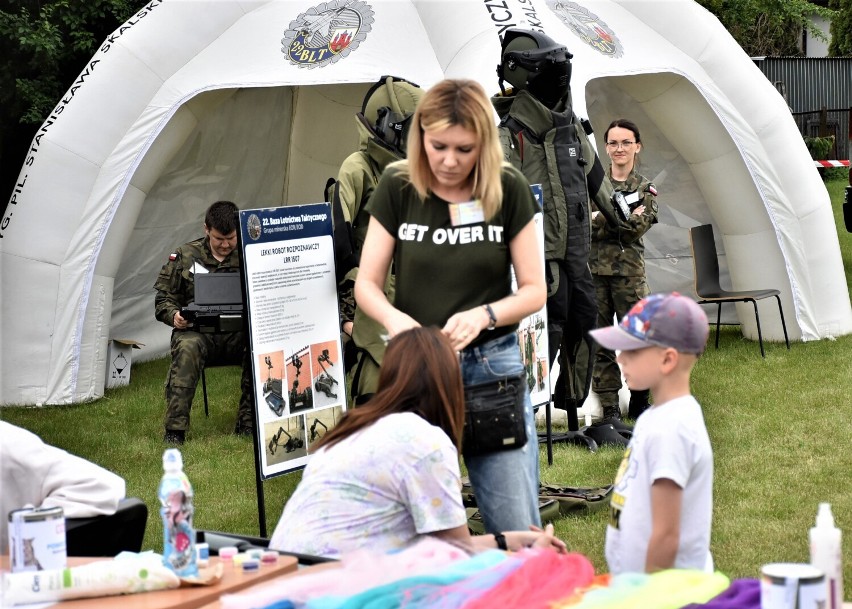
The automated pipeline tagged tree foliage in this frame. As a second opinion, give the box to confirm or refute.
[0,0,142,204]
[0,1,139,124]
[828,0,852,55]
[695,0,835,56]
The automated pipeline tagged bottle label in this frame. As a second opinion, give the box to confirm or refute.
[163,488,194,572]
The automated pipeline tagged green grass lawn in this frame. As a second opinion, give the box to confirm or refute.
[2,176,850,589]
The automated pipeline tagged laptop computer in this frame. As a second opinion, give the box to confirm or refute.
[181,272,244,332]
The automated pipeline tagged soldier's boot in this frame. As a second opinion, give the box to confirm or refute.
[234,356,255,437]
[164,386,195,443]
[628,389,651,419]
[586,405,630,447]
[233,397,255,437]
[596,403,634,434]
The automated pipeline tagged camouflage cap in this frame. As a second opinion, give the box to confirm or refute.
[590,292,709,354]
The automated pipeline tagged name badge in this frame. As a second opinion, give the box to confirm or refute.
[191,261,209,275]
[624,191,641,205]
[449,200,485,226]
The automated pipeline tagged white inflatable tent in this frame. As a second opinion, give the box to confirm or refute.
[2,0,850,406]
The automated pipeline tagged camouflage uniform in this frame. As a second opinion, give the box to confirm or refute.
[590,167,658,415]
[154,236,254,432]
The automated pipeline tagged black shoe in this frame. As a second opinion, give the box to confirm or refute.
[598,406,634,435]
[164,429,185,444]
[597,416,634,435]
[233,421,254,437]
[583,423,630,447]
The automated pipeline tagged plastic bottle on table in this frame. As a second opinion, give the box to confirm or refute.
[809,502,843,609]
[158,448,198,577]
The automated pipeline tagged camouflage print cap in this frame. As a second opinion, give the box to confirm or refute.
[590,292,709,354]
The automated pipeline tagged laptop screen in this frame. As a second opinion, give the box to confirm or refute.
[193,272,243,306]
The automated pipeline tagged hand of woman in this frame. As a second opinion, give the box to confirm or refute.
[631,204,646,216]
[442,307,490,350]
[504,524,567,554]
[384,310,421,340]
[528,523,568,553]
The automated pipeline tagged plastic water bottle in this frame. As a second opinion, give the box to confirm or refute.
[809,502,843,609]
[158,448,198,577]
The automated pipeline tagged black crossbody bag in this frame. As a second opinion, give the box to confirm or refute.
[462,372,528,457]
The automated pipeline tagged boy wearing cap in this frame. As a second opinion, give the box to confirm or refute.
[589,292,713,574]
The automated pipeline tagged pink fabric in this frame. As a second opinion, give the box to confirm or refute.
[461,550,596,609]
[220,537,470,609]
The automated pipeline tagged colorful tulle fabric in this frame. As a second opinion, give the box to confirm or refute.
[220,537,473,609]
[460,549,595,609]
[682,579,760,609]
[553,569,730,609]
[222,539,739,609]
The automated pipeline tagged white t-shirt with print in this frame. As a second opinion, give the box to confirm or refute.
[605,395,714,574]
[269,412,466,558]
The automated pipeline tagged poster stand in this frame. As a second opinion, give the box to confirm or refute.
[238,203,347,536]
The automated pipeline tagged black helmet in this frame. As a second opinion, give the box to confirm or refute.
[360,75,422,156]
[497,29,572,108]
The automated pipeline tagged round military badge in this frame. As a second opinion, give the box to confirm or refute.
[281,1,374,69]
[546,1,623,59]
[247,214,262,240]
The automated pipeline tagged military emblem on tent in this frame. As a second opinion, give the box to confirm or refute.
[281,1,374,69]
[546,1,623,59]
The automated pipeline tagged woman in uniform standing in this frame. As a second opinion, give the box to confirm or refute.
[590,119,659,423]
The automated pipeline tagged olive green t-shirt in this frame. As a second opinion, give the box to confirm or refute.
[366,164,537,346]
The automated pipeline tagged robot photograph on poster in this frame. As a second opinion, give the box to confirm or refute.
[257,350,286,417]
[286,346,314,413]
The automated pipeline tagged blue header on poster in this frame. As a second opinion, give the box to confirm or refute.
[530,184,543,210]
[239,202,332,245]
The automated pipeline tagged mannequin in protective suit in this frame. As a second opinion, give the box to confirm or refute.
[328,75,423,407]
[492,29,629,445]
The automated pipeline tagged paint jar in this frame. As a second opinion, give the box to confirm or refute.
[8,506,67,573]
[760,563,826,609]
[195,542,210,567]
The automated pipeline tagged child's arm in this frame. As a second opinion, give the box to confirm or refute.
[645,478,683,572]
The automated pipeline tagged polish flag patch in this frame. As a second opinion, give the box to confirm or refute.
[647,183,658,196]
[168,253,178,261]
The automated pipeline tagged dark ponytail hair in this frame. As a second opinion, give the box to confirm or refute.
[604,118,641,144]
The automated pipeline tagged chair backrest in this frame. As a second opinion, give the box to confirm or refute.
[689,224,724,297]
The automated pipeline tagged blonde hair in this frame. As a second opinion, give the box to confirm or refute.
[398,79,504,220]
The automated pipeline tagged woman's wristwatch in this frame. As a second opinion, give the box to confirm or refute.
[494,532,508,551]
[482,304,497,330]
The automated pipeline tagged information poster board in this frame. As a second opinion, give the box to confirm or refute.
[517,184,550,407]
[239,203,346,479]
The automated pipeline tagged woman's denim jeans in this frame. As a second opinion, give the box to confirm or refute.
[460,332,541,533]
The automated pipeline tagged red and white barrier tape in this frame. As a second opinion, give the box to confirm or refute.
[813,160,850,168]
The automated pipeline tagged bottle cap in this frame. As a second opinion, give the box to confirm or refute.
[163,448,183,471]
[815,502,835,527]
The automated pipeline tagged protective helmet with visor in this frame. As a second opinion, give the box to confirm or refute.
[497,29,573,109]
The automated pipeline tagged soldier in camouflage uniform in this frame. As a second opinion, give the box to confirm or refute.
[329,76,422,406]
[154,200,254,444]
[590,119,658,422]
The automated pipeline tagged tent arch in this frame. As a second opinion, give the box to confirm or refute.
[2,0,850,405]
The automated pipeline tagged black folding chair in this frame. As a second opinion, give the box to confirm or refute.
[65,497,148,557]
[688,224,790,357]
